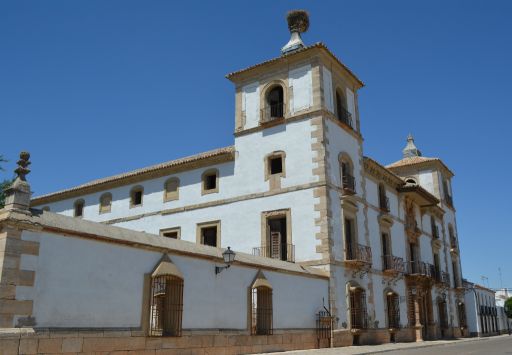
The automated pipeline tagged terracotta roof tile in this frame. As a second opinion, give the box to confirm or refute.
[386,156,454,177]
[386,156,438,168]
[31,146,235,205]
[226,42,364,87]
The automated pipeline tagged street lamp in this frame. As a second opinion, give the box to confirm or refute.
[215,247,236,275]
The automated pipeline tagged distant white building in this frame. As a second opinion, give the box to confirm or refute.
[0,10,472,354]
[495,288,512,334]
[464,282,511,336]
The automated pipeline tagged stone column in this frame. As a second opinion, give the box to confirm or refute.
[3,152,31,213]
[0,152,40,327]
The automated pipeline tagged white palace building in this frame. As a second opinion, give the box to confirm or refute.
[0,10,468,354]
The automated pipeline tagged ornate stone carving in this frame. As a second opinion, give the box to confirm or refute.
[15,151,31,181]
[3,151,31,211]
[404,197,420,241]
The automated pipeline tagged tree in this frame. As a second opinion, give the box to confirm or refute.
[505,297,512,319]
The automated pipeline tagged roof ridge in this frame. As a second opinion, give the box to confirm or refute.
[31,146,235,203]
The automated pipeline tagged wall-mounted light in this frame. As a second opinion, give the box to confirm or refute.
[215,247,236,275]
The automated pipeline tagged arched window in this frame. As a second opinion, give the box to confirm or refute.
[251,271,273,335]
[386,291,400,329]
[378,183,389,212]
[349,284,368,329]
[335,89,352,128]
[163,178,180,202]
[149,257,184,337]
[265,85,284,120]
[74,199,84,218]
[130,186,144,208]
[99,193,112,214]
[339,154,355,194]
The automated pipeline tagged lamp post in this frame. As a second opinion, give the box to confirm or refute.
[215,247,236,275]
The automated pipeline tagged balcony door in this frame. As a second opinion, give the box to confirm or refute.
[409,242,419,273]
[344,218,355,260]
[382,233,390,269]
[267,217,287,261]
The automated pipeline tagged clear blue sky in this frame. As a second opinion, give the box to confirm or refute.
[1,1,511,288]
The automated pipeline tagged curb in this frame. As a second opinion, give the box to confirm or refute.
[354,336,496,354]
[259,335,510,355]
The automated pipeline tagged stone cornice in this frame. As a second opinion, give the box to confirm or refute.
[363,157,404,189]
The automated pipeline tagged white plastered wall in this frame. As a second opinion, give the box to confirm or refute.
[33,118,320,261]
[27,230,328,329]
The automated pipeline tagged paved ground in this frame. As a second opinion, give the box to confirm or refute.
[258,335,512,355]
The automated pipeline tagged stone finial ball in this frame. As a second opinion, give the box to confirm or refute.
[286,10,309,33]
[19,151,30,161]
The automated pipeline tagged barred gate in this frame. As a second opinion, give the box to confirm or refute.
[316,310,333,348]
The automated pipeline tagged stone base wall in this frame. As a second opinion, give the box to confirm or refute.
[332,328,415,347]
[0,328,323,355]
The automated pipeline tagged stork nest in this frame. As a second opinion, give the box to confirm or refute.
[286,10,309,33]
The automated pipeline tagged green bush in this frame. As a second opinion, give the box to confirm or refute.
[505,297,512,319]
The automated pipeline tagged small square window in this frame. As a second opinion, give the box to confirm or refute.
[162,231,178,239]
[205,174,217,190]
[201,226,217,247]
[160,227,180,239]
[270,157,283,175]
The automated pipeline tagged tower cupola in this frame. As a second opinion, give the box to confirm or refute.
[402,134,422,158]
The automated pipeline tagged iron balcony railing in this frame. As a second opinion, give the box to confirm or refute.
[252,243,295,263]
[382,255,405,273]
[379,195,390,212]
[337,106,354,129]
[261,103,285,123]
[406,260,435,278]
[432,225,440,239]
[342,174,356,193]
[347,243,372,264]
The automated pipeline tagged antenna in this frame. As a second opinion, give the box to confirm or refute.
[481,275,489,288]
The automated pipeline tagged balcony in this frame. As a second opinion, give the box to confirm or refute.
[337,106,354,129]
[342,174,356,195]
[382,255,405,274]
[261,103,285,124]
[252,243,295,263]
[379,196,390,213]
[346,243,372,265]
[406,261,435,279]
